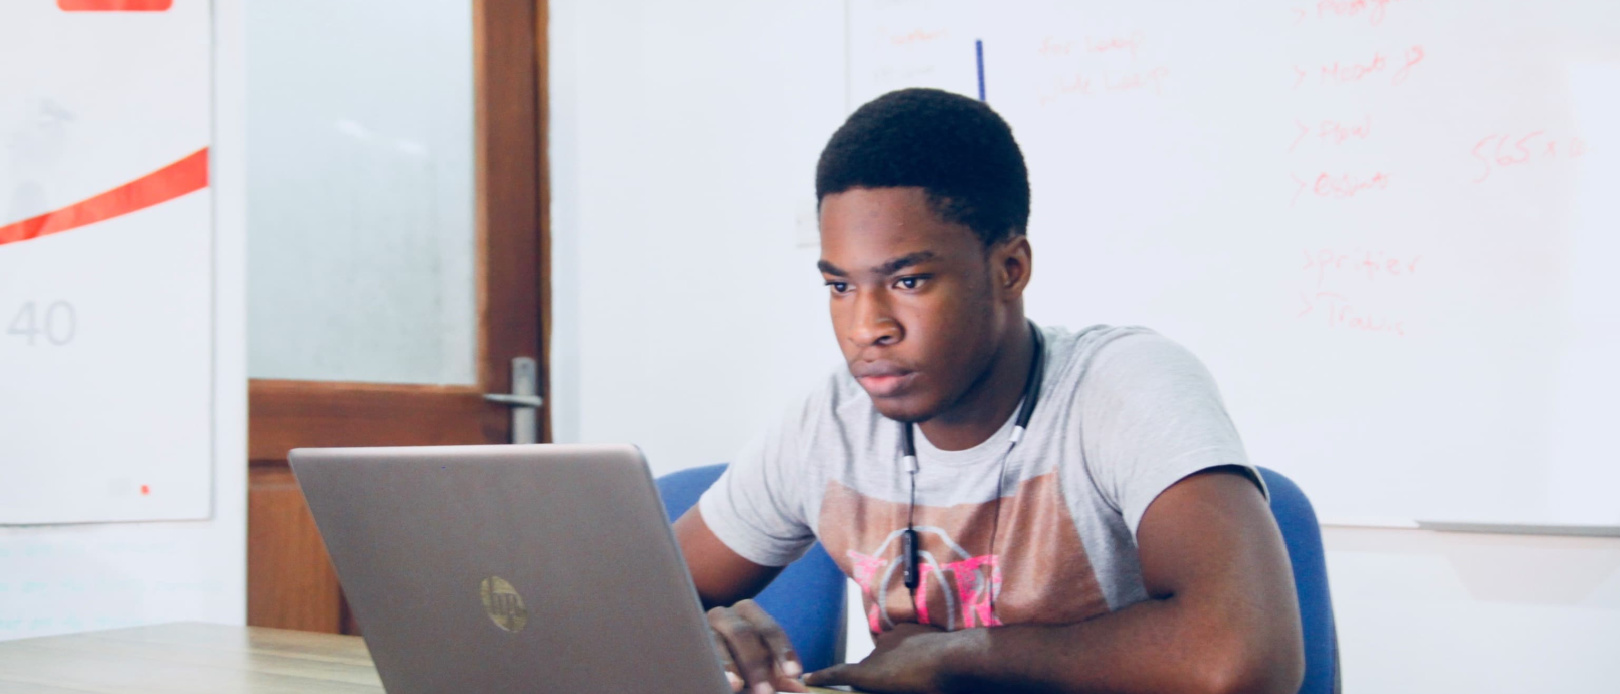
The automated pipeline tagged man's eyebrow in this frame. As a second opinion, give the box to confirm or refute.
[874,251,937,276]
[817,251,938,278]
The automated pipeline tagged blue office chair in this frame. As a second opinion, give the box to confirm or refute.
[656,464,846,672]
[1258,467,1340,694]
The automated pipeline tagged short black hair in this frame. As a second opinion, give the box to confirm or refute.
[815,88,1030,247]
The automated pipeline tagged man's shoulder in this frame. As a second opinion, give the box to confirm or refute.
[1041,324,1219,407]
[1042,323,1177,378]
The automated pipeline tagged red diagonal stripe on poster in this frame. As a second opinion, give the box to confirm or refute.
[58,0,174,11]
[0,147,208,248]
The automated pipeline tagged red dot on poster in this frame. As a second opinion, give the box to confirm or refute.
[140,484,151,495]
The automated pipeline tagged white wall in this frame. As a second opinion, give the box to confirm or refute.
[548,0,1620,688]
[546,0,848,474]
[0,0,247,640]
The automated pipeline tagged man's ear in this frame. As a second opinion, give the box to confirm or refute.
[994,235,1033,299]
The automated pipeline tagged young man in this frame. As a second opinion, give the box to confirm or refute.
[674,88,1304,694]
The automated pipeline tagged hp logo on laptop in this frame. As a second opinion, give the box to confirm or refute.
[479,576,529,633]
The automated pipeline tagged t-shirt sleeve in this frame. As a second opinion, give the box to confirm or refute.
[696,398,819,568]
[1078,332,1266,539]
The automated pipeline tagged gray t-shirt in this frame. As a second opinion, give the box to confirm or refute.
[698,324,1263,635]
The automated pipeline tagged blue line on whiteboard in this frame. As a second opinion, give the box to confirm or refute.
[975,39,986,101]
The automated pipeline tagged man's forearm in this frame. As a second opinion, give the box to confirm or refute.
[934,595,1299,694]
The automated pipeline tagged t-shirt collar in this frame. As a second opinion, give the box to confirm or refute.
[911,399,1024,469]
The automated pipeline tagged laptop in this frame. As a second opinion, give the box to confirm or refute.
[290,443,743,694]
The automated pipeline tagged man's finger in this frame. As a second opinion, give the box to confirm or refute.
[708,607,776,694]
[710,627,744,692]
[733,599,803,679]
[803,663,866,689]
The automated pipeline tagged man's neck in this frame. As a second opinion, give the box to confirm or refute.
[916,319,1036,452]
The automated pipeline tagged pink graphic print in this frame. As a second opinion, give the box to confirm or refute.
[819,474,1111,634]
[941,555,1002,628]
[847,550,887,633]
[849,547,1005,630]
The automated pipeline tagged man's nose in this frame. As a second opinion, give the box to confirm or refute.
[848,291,901,348]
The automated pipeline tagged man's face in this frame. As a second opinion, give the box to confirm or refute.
[818,187,1005,422]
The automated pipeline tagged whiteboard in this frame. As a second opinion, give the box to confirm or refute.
[850,0,1620,526]
[0,1,213,524]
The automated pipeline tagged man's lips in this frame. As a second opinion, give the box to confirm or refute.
[852,364,917,397]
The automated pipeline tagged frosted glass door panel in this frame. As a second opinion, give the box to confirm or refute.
[247,0,476,385]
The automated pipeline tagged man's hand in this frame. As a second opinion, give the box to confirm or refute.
[803,623,954,694]
[707,599,808,694]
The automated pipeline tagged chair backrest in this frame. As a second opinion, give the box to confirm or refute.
[1258,467,1340,694]
[655,464,846,672]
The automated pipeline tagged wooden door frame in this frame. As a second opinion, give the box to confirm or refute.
[247,0,550,633]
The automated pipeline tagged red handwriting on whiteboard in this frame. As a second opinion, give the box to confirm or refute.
[1391,46,1425,84]
[1038,33,1146,59]
[1048,74,1092,99]
[1317,52,1386,85]
[890,29,947,46]
[1292,45,1424,88]
[1290,116,1373,152]
[1303,249,1421,287]
[1086,32,1145,58]
[1470,132,1589,183]
[1296,291,1407,336]
[1290,172,1391,204]
[1037,37,1075,57]
[1293,0,1402,26]
[1039,67,1169,106]
[1106,66,1170,93]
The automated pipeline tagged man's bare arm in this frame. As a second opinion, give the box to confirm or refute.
[806,469,1305,694]
[674,508,782,609]
[674,508,808,693]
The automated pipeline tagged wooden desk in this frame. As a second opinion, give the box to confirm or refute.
[0,623,382,693]
[0,623,846,693]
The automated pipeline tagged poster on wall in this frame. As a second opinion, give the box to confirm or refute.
[0,0,212,524]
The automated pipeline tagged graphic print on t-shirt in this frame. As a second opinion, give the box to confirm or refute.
[818,471,1110,635]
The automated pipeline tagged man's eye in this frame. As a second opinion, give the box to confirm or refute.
[895,276,924,290]
[826,281,850,294]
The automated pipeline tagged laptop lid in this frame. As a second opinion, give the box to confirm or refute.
[290,443,731,694]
